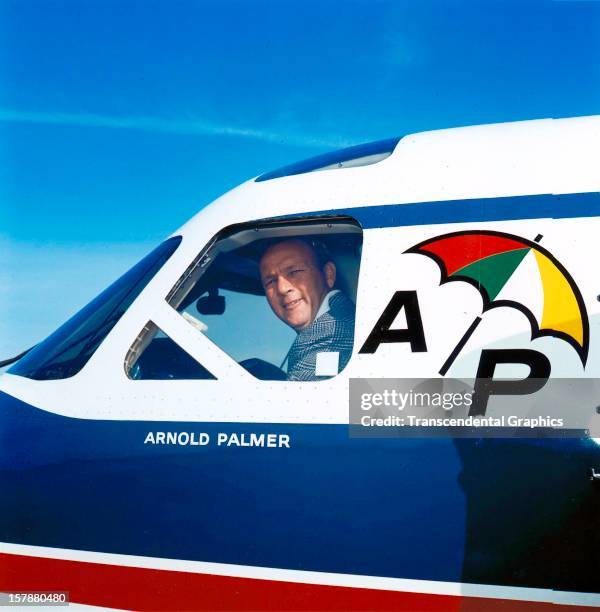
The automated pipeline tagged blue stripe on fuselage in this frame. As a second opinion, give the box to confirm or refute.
[0,391,465,582]
[310,192,600,228]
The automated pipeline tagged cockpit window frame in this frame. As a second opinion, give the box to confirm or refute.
[166,215,363,312]
[125,215,363,382]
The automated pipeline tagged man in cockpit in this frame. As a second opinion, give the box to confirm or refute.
[259,239,355,381]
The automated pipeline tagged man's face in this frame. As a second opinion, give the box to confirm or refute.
[259,240,336,331]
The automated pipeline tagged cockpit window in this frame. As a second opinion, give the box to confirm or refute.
[126,322,216,380]
[9,236,182,380]
[158,217,362,381]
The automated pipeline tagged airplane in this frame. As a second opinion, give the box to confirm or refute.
[1,116,599,610]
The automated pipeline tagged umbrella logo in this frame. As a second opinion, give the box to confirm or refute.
[405,230,589,373]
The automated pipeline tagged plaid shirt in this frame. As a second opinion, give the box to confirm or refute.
[286,291,355,381]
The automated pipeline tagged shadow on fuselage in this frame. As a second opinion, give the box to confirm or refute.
[455,436,600,608]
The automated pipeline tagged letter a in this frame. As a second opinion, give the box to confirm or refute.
[359,291,427,354]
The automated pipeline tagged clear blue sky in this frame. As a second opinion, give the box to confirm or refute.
[1,0,599,357]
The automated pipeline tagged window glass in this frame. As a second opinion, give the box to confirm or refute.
[183,288,296,368]
[255,137,400,182]
[167,217,362,381]
[126,322,215,380]
[10,237,182,380]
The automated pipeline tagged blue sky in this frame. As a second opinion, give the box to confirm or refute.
[1,0,600,357]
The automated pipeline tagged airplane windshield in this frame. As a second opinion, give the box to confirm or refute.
[9,236,182,380]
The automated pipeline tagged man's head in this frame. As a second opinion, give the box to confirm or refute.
[259,239,336,331]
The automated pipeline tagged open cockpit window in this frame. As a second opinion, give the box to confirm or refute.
[162,217,362,381]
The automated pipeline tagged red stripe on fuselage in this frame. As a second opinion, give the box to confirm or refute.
[0,553,586,611]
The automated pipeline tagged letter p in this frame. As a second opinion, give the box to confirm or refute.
[470,349,550,417]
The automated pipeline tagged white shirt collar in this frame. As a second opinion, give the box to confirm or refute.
[315,289,341,320]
